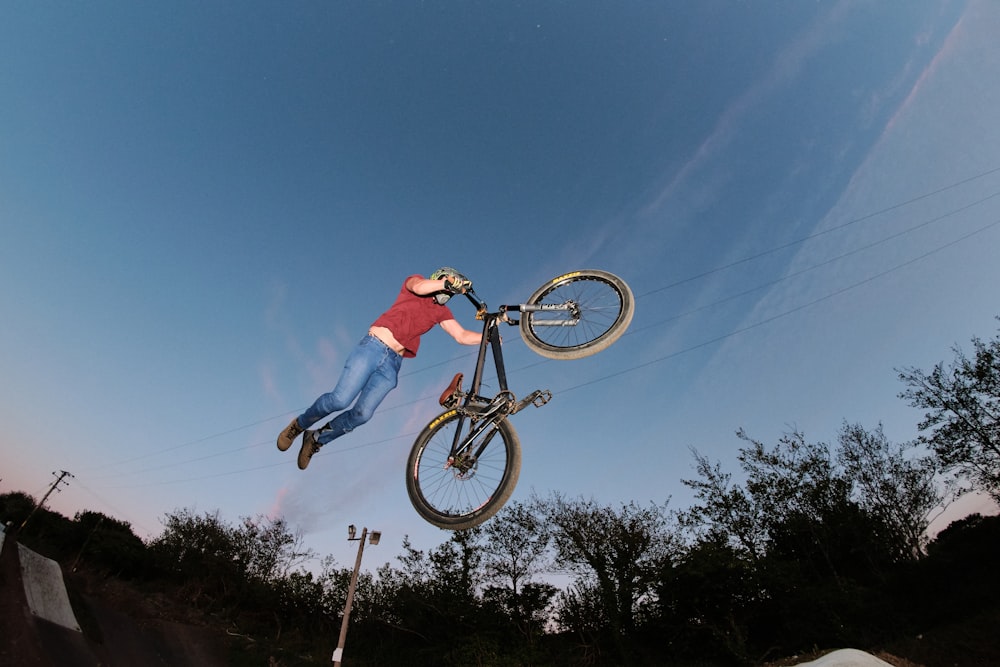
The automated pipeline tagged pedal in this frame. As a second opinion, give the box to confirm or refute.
[532,390,552,407]
[514,389,552,413]
[439,373,464,408]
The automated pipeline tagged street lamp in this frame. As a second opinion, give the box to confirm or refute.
[333,524,381,666]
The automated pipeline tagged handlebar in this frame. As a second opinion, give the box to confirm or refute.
[463,289,520,326]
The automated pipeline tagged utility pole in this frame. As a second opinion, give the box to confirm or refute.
[19,470,73,532]
[333,524,381,667]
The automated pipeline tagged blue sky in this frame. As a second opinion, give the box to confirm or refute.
[3,1,999,570]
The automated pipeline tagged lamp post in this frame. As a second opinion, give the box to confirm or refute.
[333,524,381,666]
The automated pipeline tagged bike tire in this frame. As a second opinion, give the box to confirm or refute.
[406,409,521,530]
[520,269,634,360]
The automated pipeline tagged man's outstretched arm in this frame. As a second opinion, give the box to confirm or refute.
[440,318,482,346]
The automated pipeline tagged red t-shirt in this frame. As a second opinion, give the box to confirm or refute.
[371,275,455,358]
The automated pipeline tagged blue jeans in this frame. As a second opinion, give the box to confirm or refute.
[297,335,402,445]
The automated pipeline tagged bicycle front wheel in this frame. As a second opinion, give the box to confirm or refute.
[520,269,634,360]
[406,409,521,530]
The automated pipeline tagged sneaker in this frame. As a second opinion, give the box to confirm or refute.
[298,430,321,470]
[277,418,304,451]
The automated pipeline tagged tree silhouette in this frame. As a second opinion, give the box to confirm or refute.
[535,492,678,663]
[898,322,1000,502]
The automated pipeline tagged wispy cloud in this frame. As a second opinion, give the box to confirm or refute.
[641,1,852,218]
[834,4,970,212]
[873,10,966,144]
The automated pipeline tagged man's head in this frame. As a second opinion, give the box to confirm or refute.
[430,267,467,304]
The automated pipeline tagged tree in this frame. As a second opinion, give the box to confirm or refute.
[480,501,556,639]
[553,579,610,663]
[836,422,941,560]
[681,449,768,562]
[683,430,851,575]
[657,535,757,663]
[430,526,483,609]
[70,510,149,577]
[150,509,235,583]
[898,323,1000,502]
[536,493,678,662]
[689,430,908,583]
[388,533,484,638]
[0,491,36,528]
[231,514,311,584]
[682,428,926,656]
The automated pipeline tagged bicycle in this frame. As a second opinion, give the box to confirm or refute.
[405,269,635,530]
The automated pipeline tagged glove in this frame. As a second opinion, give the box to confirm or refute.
[443,276,472,294]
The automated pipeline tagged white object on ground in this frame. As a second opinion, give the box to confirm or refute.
[794,648,895,667]
[18,543,82,631]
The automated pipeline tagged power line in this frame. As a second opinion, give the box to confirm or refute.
[627,188,1000,338]
[70,478,159,537]
[90,213,1000,491]
[636,164,1000,299]
[559,215,1000,395]
[76,166,1000,488]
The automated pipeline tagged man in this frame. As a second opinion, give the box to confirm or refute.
[277,267,481,470]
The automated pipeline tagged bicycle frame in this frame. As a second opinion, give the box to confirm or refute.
[445,290,554,465]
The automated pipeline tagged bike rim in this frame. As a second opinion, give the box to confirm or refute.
[526,274,625,350]
[412,415,511,520]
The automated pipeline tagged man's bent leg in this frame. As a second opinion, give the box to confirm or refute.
[317,348,401,445]
[298,336,382,427]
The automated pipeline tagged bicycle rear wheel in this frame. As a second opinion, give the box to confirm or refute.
[406,409,521,530]
[520,269,634,360]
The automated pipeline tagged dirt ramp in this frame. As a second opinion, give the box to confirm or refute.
[81,594,228,666]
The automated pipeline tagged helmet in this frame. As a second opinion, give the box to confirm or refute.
[430,267,462,281]
[430,267,466,304]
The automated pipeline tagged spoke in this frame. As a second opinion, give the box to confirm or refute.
[415,416,509,517]
[527,276,623,349]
